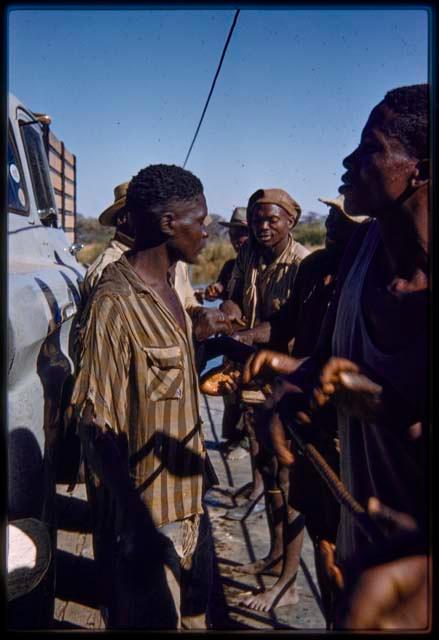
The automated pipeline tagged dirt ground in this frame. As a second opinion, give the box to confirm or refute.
[53,393,326,631]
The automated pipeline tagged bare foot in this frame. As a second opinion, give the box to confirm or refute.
[236,556,283,576]
[241,583,299,612]
[234,483,261,502]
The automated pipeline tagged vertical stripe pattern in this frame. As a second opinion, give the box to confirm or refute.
[71,255,204,527]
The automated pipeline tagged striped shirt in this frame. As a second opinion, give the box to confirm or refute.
[227,234,309,329]
[71,254,205,527]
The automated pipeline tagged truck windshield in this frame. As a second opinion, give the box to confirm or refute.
[8,132,28,215]
[21,122,57,223]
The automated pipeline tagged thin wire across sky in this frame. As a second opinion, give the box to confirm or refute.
[183,10,240,169]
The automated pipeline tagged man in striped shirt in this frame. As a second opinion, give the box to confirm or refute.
[71,164,215,629]
[82,180,231,343]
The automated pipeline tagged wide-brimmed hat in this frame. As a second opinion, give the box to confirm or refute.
[318,195,369,223]
[247,188,302,226]
[219,207,248,229]
[98,182,130,226]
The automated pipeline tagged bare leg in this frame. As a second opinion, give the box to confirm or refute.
[241,508,305,611]
[247,419,264,500]
[227,408,263,505]
[238,441,286,576]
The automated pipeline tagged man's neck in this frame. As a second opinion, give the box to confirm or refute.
[126,244,175,287]
[114,229,134,248]
[377,189,428,284]
[260,234,290,263]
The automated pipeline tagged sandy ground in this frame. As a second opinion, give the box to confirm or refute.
[53,393,326,630]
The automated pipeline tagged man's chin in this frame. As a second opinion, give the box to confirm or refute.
[184,252,202,265]
[342,194,364,218]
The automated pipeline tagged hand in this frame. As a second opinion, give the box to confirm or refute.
[220,299,244,324]
[191,307,233,341]
[219,365,241,394]
[194,289,205,304]
[242,350,305,384]
[319,540,345,591]
[204,282,224,301]
[313,357,382,419]
[199,361,241,396]
[339,555,429,630]
[367,497,419,537]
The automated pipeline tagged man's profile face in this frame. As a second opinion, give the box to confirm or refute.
[250,203,292,250]
[170,193,208,264]
[339,103,419,218]
[229,226,248,253]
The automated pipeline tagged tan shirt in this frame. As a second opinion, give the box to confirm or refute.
[227,234,310,328]
[82,232,199,309]
[71,255,205,527]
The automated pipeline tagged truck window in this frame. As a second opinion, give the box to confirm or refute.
[21,122,57,224]
[8,131,29,215]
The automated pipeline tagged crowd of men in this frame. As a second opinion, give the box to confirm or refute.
[69,83,430,630]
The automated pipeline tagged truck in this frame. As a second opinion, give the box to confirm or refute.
[7,93,85,627]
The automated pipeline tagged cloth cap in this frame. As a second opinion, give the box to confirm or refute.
[318,195,370,223]
[219,207,248,228]
[98,182,129,226]
[247,188,302,226]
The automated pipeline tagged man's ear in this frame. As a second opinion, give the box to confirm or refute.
[411,159,429,188]
[159,212,175,237]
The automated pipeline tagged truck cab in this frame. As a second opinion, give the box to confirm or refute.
[7,93,85,626]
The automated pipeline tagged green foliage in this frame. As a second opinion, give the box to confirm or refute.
[191,240,235,285]
[76,242,108,266]
[75,214,114,266]
[294,212,326,247]
[76,214,114,246]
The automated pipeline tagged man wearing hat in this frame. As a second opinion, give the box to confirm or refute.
[222,189,309,333]
[237,194,369,357]
[218,189,309,560]
[204,207,249,302]
[237,195,368,616]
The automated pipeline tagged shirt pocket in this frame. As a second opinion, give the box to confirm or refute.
[143,345,184,401]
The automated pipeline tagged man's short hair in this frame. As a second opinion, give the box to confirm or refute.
[382,84,429,158]
[127,164,204,218]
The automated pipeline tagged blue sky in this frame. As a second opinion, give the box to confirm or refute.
[8,6,430,221]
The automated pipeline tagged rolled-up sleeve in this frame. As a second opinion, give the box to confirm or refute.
[71,295,131,435]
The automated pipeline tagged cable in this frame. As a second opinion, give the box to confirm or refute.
[183,9,240,169]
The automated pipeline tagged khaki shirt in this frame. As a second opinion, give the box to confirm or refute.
[82,232,198,309]
[71,255,205,527]
[227,234,310,328]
